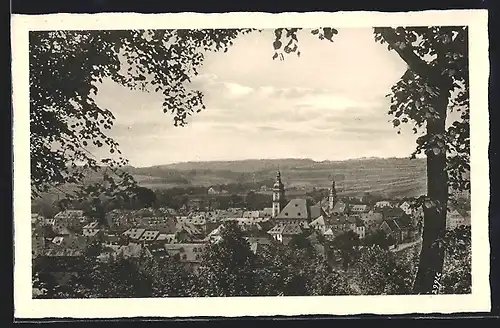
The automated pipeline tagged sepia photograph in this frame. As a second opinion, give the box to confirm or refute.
[12,10,490,318]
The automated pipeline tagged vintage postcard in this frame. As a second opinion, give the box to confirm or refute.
[12,10,490,318]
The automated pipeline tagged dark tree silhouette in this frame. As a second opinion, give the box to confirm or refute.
[195,222,257,296]
[373,27,469,294]
[332,230,360,271]
[363,229,395,250]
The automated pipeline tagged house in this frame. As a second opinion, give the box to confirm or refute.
[446,209,471,230]
[158,207,179,216]
[138,230,160,242]
[267,223,303,245]
[175,222,203,241]
[360,211,384,231]
[144,243,169,260]
[259,207,273,218]
[274,198,319,227]
[51,236,64,246]
[236,220,263,234]
[106,209,135,230]
[244,235,272,247]
[122,228,146,240]
[112,243,145,259]
[246,236,272,255]
[330,215,357,234]
[136,216,177,234]
[309,204,327,221]
[208,187,219,195]
[379,219,401,243]
[374,201,393,209]
[331,201,348,215]
[203,224,224,244]
[324,228,335,240]
[354,218,366,239]
[399,201,414,215]
[65,234,89,250]
[31,213,43,224]
[43,218,56,226]
[82,221,100,238]
[219,217,266,235]
[379,217,411,243]
[37,247,86,276]
[379,207,406,220]
[242,210,260,219]
[177,216,207,234]
[156,233,177,244]
[97,247,117,263]
[309,215,327,234]
[216,209,244,220]
[164,243,206,272]
[102,233,123,247]
[349,204,369,213]
[54,210,85,232]
[32,235,45,258]
[42,248,84,259]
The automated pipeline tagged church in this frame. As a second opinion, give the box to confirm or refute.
[266,170,338,244]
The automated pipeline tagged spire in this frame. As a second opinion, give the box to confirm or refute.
[272,167,286,218]
[329,174,337,215]
[274,168,284,189]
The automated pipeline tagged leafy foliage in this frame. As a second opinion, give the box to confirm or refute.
[271,27,337,60]
[254,240,350,296]
[373,27,469,195]
[140,255,198,297]
[351,245,419,295]
[363,229,395,250]
[439,225,471,294]
[30,28,337,199]
[331,230,360,270]
[194,221,257,296]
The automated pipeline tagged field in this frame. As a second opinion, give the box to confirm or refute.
[39,157,428,200]
[130,157,428,198]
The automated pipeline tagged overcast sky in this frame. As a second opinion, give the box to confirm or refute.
[93,28,426,167]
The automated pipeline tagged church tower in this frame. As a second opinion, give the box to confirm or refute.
[328,179,337,214]
[272,170,286,218]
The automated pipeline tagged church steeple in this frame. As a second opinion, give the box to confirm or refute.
[272,169,286,218]
[329,178,337,215]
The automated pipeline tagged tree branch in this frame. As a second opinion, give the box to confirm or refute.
[378,28,454,93]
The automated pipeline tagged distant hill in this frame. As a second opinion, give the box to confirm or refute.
[157,158,319,172]
[42,157,429,199]
[128,157,428,197]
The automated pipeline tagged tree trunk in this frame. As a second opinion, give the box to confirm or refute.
[413,93,449,294]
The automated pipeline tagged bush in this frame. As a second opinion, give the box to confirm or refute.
[439,225,471,294]
[351,245,418,295]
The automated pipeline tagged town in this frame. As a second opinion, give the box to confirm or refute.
[32,169,471,298]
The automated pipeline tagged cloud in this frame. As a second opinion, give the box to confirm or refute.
[256,126,283,132]
[90,28,420,166]
[296,94,373,111]
[224,82,254,97]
